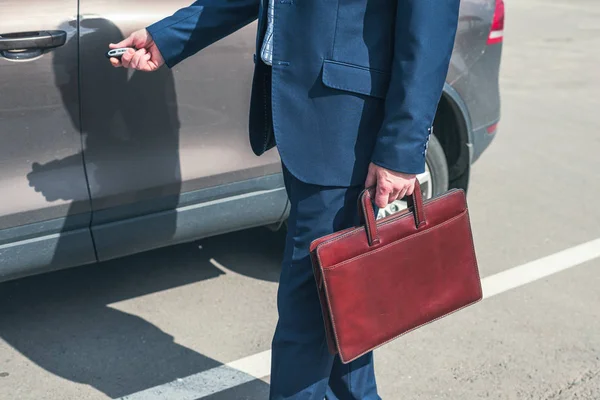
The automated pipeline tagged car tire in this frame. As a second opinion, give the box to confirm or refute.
[425,133,449,197]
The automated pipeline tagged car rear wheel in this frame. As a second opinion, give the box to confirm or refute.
[377,134,449,218]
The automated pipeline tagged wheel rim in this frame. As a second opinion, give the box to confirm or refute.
[376,162,433,219]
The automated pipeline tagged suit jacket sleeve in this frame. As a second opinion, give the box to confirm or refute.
[146,0,260,68]
[370,0,460,175]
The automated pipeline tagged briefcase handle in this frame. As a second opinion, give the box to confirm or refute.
[360,180,427,247]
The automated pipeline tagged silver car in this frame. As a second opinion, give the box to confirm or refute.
[0,0,503,283]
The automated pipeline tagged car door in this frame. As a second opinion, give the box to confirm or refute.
[0,1,95,282]
[79,1,285,261]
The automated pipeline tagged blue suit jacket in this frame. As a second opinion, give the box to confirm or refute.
[147,0,460,186]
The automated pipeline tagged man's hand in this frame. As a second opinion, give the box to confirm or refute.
[109,29,165,72]
[364,162,417,209]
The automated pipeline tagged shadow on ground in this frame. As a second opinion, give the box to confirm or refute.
[201,379,271,400]
[0,227,284,399]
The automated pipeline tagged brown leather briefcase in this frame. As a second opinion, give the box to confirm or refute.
[309,182,482,363]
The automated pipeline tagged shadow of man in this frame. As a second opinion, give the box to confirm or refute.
[1,17,279,399]
[0,18,235,399]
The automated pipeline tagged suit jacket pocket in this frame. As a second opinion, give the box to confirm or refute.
[322,60,390,100]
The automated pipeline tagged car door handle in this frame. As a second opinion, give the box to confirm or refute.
[0,30,67,51]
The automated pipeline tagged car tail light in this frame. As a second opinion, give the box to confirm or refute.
[487,0,504,45]
[486,122,499,134]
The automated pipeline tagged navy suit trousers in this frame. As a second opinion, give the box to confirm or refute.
[270,164,381,400]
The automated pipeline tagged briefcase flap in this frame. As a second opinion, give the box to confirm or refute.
[313,188,468,267]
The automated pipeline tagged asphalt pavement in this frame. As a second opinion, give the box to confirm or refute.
[1,0,600,398]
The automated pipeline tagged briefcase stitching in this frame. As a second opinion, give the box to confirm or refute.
[321,222,482,364]
[336,291,483,364]
[464,208,483,298]
[310,251,339,355]
[314,192,482,364]
[321,210,468,271]
[310,189,475,362]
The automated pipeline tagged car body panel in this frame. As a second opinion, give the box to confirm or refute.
[0,1,91,229]
[77,1,282,261]
[78,2,280,214]
[92,173,288,261]
[447,0,502,161]
[462,43,503,162]
[0,0,97,281]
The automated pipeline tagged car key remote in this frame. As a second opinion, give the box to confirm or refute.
[105,48,131,59]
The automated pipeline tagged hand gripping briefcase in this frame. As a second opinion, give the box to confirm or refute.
[309,182,482,363]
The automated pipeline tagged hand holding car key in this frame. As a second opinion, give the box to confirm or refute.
[107,29,165,71]
[105,48,129,59]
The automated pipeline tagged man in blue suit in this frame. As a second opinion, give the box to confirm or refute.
[111,0,460,397]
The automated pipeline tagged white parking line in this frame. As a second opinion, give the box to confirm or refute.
[482,238,600,298]
[117,238,600,400]
[119,351,272,400]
